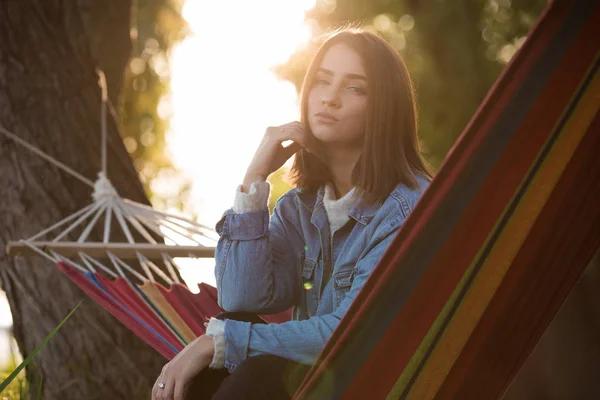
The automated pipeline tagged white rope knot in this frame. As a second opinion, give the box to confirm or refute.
[93,172,118,201]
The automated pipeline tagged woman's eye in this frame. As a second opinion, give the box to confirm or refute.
[348,86,366,94]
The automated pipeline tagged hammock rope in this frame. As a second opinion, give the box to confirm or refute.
[2,69,217,286]
[0,124,95,188]
[3,68,292,362]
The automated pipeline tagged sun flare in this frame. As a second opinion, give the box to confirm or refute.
[166,0,316,289]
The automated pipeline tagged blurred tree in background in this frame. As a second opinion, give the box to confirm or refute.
[274,0,547,169]
[0,0,168,397]
[120,0,549,210]
[0,0,190,397]
[120,0,193,212]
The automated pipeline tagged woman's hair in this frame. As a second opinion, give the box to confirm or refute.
[289,28,434,203]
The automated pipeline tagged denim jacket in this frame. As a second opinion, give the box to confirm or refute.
[214,176,429,371]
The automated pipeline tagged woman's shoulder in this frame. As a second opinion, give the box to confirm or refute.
[272,186,313,214]
[380,174,431,221]
[390,174,430,202]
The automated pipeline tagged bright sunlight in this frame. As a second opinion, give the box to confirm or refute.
[163,0,316,288]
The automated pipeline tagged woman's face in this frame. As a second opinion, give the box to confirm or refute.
[307,43,368,149]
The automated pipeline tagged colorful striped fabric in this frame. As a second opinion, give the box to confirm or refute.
[294,0,600,398]
[57,262,291,359]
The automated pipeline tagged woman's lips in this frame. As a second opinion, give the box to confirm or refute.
[315,112,339,124]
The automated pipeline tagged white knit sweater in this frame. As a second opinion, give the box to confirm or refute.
[205,181,355,369]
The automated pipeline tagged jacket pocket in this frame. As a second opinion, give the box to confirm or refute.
[301,258,316,280]
[333,268,354,308]
[333,269,354,289]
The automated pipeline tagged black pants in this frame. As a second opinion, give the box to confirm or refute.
[184,313,312,399]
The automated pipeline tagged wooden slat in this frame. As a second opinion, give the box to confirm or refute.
[6,241,215,259]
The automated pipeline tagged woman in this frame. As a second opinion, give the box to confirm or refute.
[153,28,433,400]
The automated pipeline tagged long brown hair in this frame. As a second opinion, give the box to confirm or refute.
[290,28,434,203]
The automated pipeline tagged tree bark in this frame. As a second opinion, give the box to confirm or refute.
[76,0,133,108]
[0,1,164,398]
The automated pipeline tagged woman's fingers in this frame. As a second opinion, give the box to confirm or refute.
[166,377,177,400]
[245,120,322,184]
[174,381,186,400]
[158,376,175,400]
[279,141,302,159]
[153,364,172,400]
[152,377,163,400]
[285,122,327,157]
[273,122,307,146]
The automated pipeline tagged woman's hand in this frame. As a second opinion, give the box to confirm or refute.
[151,335,215,400]
[242,122,322,191]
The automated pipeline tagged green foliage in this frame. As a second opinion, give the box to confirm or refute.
[120,0,190,210]
[0,363,42,400]
[0,302,80,398]
[0,360,29,400]
[268,167,293,213]
[275,0,547,169]
[122,0,546,207]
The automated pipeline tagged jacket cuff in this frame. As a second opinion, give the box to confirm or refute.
[233,181,270,213]
[206,318,226,369]
[215,208,270,241]
[223,319,252,373]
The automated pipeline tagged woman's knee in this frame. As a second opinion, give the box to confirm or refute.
[212,355,306,399]
[231,354,288,379]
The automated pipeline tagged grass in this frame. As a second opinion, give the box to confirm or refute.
[0,302,81,399]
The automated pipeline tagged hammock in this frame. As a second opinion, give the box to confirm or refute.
[294,0,600,398]
[2,74,291,360]
[4,0,599,397]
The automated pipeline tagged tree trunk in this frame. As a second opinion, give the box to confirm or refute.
[0,1,164,398]
[76,0,133,108]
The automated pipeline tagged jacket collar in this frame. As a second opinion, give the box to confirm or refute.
[296,186,383,226]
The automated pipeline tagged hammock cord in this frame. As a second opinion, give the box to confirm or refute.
[97,69,108,177]
[0,124,95,188]
[0,69,112,188]
[2,69,216,288]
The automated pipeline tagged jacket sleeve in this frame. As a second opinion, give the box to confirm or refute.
[214,181,300,314]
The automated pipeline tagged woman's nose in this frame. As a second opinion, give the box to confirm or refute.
[320,89,341,108]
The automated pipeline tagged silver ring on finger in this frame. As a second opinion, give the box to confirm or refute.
[158,382,165,390]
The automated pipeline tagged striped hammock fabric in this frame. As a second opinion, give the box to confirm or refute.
[57,262,291,359]
[294,0,600,398]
